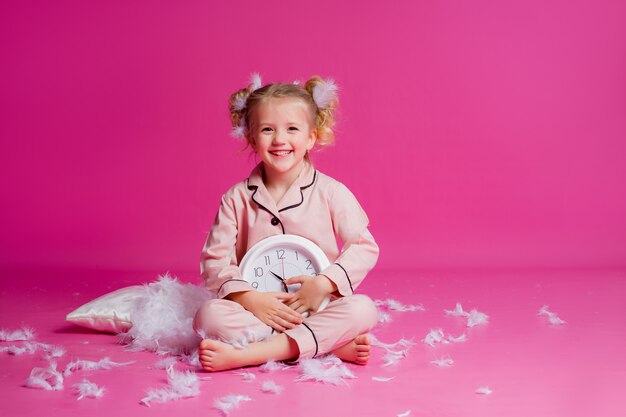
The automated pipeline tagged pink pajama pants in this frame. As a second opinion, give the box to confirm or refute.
[193,294,378,359]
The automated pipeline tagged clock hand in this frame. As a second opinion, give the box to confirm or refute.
[269,271,289,292]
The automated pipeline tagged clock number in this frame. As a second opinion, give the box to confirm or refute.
[276,249,285,260]
[305,259,313,270]
[254,267,263,278]
[251,282,259,289]
[294,251,299,261]
[264,256,270,265]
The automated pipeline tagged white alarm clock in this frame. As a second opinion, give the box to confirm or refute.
[239,234,331,313]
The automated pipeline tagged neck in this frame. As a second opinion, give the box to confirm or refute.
[262,161,308,199]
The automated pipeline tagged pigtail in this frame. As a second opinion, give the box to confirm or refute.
[305,76,338,147]
[228,73,264,140]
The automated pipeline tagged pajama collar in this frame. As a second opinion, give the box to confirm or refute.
[246,162,318,232]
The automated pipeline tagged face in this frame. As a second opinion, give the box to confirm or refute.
[250,97,317,183]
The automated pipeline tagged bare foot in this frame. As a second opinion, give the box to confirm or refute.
[199,339,246,372]
[332,334,371,365]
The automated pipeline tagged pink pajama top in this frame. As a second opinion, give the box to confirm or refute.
[200,162,379,299]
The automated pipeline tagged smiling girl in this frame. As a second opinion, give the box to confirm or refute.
[193,75,379,372]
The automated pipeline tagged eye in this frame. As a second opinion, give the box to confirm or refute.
[261,127,273,133]
[288,126,299,131]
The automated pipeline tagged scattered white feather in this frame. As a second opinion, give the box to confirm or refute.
[312,78,338,109]
[73,379,105,400]
[376,298,425,312]
[64,357,134,377]
[430,356,454,367]
[0,326,36,341]
[141,366,200,406]
[235,372,256,382]
[447,333,467,343]
[214,394,251,415]
[538,306,566,325]
[445,303,489,327]
[423,329,447,347]
[467,309,489,327]
[377,310,392,324]
[260,360,291,373]
[444,303,467,317]
[261,380,283,394]
[1,343,37,355]
[228,326,272,350]
[295,355,356,385]
[24,362,64,391]
[382,350,408,367]
[476,386,493,395]
[119,274,215,355]
[398,411,411,417]
[180,350,201,368]
[370,334,414,350]
[372,376,395,382]
[154,356,178,370]
[249,73,262,91]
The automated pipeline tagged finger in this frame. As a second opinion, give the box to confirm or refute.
[271,314,296,330]
[287,299,303,310]
[272,292,295,301]
[277,306,304,323]
[296,305,309,315]
[286,276,305,285]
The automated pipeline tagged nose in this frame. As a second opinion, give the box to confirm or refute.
[272,129,287,144]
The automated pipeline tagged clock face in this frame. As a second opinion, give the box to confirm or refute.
[239,235,330,294]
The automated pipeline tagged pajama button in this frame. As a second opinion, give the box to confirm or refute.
[271,217,280,226]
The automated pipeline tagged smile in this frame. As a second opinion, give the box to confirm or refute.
[269,150,293,156]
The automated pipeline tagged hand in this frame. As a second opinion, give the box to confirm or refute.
[285,275,336,315]
[228,291,303,332]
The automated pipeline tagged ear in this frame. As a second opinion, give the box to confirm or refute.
[306,129,318,151]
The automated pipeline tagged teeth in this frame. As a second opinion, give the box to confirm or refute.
[271,151,291,156]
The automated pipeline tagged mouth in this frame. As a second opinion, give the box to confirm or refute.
[269,150,293,156]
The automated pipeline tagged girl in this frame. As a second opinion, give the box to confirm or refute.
[193,75,379,372]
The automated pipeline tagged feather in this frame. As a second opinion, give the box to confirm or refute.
[377,310,392,324]
[398,411,411,417]
[447,333,467,343]
[141,366,200,406]
[235,371,256,382]
[467,309,489,327]
[370,334,414,350]
[119,273,215,355]
[154,356,178,370]
[444,303,467,317]
[295,355,356,385]
[249,73,262,91]
[24,362,64,391]
[233,95,247,111]
[372,376,395,382]
[376,298,425,312]
[213,394,251,415]
[230,125,247,140]
[382,350,408,367]
[260,360,291,373]
[180,350,201,368]
[423,329,447,347]
[261,380,283,394]
[430,356,454,367]
[476,386,493,395]
[538,305,566,325]
[64,357,134,377]
[73,379,105,400]
[312,79,338,109]
[0,326,36,341]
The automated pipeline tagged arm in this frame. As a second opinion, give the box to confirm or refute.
[318,182,379,296]
[200,194,303,330]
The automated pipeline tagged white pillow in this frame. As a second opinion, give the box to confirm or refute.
[65,286,143,333]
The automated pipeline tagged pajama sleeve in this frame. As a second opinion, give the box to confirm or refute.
[200,194,253,299]
[320,182,379,296]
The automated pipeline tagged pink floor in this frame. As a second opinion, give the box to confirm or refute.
[1,267,625,417]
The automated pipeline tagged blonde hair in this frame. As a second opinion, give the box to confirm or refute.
[229,76,338,150]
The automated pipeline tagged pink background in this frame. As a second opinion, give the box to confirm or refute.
[1,0,625,273]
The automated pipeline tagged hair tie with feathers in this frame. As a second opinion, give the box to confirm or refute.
[312,79,338,110]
